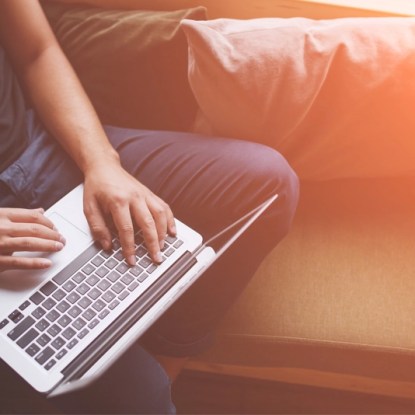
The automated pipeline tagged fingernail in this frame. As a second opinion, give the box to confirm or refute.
[171,225,177,235]
[128,255,136,266]
[38,208,45,214]
[55,242,64,251]
[60,235,66,245]
[159,240,165,250]
[101,240,111,251]
[155,252,163,263]
[40,259,52,268]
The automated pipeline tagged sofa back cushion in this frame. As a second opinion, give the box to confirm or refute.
[43,1,207,131]
[181,17,415,180]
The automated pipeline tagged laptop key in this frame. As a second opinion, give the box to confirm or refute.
[138,273,149,283]
[30,292,45,305]
[98,309,109,320]
[108,300,120,310]
[45,310,60,322]
[111,282,124,294]
[88,319,99,330]
[82,263,95,275]
[102,291,116,303]
[0,319,9,329]
[52,289,66,301]
[78,329,89,339]
[97,279,111,291]
[96,266,109,278]
[73,318,86,330]
[17,328,39,349]
[128,281,140,292]
[19,301,31,311]
[35,346,54,365]
[76,283,90,295]
[51,337,65,350]
[26,343,41,357]
[37,334,51,347]
[91,256,105,267]
[56,349,68,360]
[57,315,72,328]
[68,305,82,318]
[67,339,78,349]
[40,281,58,296]
[86,275,100,286]
[7,316,35,341]
[92,300,106,312]
[32,307,46,319]
[56,300,70,313]
[67,292,81,304]
[47,324,61,337]
[62,327,76,340]
[78,297,92,309]
[118,291,129,301]
[62,280,76,293]
[88,288,101,300]
[82,309,96,321]
[8,310,24,323]
[138,257,152,269]
[35,319,50,332]
[45,359,57,371]
[73,272,86,283]
[42,298,57,310]
[107,271,121,283]
[104,258,118,270]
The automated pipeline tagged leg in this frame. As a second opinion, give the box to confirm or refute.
[105,127,300,356]
[0,343,175,414]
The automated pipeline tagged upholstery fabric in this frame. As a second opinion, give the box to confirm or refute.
[42,1,207,131]
[181,17,415,180]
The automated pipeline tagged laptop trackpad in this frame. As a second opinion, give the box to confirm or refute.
[0,212,93,315]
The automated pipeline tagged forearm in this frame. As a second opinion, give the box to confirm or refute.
[21,44,120,174]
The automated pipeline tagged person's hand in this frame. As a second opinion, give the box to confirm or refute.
[0,208,66,272]
[83,161,176,266]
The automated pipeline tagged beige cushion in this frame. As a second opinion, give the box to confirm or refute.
[193,178,415,398]
[181,17,415,180]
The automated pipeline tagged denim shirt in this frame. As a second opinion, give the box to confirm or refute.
[0,46,27,173]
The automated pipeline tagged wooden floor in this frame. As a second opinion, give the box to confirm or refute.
[173,369,415,414]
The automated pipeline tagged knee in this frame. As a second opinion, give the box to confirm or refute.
[243,144,300,237]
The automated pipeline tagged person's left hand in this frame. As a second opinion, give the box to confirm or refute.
[83,161,176,266]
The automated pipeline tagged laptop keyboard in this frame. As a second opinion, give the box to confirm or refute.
[0,232,184,372]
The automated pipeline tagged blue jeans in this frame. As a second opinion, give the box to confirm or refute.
[0,112,299,413]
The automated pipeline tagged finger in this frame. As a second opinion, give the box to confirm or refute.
[7,222,64,242]
[131,201,162,264]
[110,204,136,266]
[3,237,65,253]
[0,255,52,272]
[147,198,168,250]
[84,199,112,251]
[164,201,176,236]
[7,208,56,230]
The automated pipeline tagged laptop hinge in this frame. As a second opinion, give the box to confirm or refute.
[59,250,196,382]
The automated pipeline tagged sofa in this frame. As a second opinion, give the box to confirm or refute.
[41,1,415,413]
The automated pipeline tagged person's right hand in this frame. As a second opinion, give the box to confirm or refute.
[0,207,66,272]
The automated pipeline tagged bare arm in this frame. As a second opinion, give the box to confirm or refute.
[0,0,174,266]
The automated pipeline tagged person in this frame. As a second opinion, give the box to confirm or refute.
[0,0,299,413]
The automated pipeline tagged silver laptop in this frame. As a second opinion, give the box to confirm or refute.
[0,184,277,397]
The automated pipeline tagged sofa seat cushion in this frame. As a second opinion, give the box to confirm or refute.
[190,178,415,398]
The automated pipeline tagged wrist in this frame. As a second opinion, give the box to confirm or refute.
[82,148,121,176]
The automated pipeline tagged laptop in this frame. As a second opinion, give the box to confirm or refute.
[0,184,277,397]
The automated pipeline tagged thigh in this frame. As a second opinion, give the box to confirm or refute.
[105,126,299,356]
